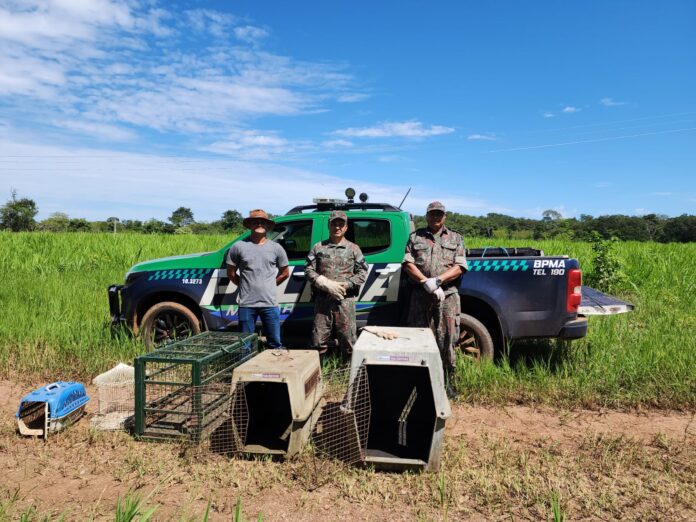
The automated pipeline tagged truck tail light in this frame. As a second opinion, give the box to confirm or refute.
[566,269,582,313]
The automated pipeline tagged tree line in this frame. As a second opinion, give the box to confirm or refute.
[1,191,694,242]
[413,211,696,243]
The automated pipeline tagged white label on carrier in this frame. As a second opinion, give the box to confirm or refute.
[376,355,410,362]
[251,373,281,379]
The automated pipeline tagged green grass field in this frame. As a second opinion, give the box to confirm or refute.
[1,232,694,409]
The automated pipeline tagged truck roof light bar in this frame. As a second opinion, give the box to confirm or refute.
[286,202,401,214]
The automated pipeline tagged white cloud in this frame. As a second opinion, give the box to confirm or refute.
[467,133,497,141]
[0,2,363,140]
[377,155,401,163]
[562,106,581,113]
[543,112,555,118]
[337,93,369,103]
[186,9,236,38]
[600,97,627,107]
[0,138,507,220]
[322,139,354,148]
[53,119,137,141]
[333,120,454,138]
[201,129,304,159]
[0,51,65,97]
[0,1,134,46]
[89,80,309,133]
[234,25,269,44]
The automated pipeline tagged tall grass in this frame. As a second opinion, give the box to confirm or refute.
[0,232,694,408]
[459,238,696,408]
[0,232,224,378]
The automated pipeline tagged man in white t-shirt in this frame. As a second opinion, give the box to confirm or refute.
[226,209,289,348]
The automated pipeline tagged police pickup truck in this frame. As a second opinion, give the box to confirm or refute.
[108,195,631,358]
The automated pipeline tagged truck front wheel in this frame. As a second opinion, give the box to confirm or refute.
[457,313,495,361]
[140,301,201,349]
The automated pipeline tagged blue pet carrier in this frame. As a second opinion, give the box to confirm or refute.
[16,381,89,438]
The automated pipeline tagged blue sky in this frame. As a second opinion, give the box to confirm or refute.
[0,0,694,221]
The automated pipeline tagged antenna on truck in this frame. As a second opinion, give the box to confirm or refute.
[398,187,411,209]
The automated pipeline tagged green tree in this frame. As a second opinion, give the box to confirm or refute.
[169,207,194,227]
[220,210,243,231]
[143,218,175,234]
[121,219,143,232]
[585,232,629,294]
[106,216,120,234]
[0,190,38,231]
[68,218,91,232]
[542,209,562,221]
[663,214,696,242]
[641,214,667,242]
[39,212,70,232]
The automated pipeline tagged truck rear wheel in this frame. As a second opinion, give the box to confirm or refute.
[140,301,201,349]
[457,313,495,361]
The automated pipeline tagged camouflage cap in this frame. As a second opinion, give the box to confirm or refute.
[426,201,446,213]
[329,210,347,222]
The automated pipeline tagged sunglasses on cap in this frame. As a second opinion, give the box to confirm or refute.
[330,219,346,227]
[249,219,270,227]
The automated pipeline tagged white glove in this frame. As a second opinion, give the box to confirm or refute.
[422,277,440,294]
[315,275,346,300]
[434,287,445,302]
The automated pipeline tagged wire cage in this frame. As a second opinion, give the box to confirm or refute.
[274,329,450,474]
[202,349,324,459]
[345,327,452,472]
[184,364,370,490]
[134,331,258,442]
[91,363,135,431]
[310,365,371,466]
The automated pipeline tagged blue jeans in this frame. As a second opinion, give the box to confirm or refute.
[238,306,283,349]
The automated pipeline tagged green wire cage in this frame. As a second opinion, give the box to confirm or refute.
[134,331,259,442]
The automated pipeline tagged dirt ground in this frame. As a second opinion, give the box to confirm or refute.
[1,380,694,521]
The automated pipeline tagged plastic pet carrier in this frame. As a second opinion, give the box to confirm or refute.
[16,381,89,438]
[224,349,323,458]
[343,327,451,471]
[134,331,258,442]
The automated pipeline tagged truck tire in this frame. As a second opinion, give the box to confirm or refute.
[457,313,495,361]
[140,301,201,350]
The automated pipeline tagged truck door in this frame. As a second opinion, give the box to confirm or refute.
[267,218,318,323]
[345,217,403,326]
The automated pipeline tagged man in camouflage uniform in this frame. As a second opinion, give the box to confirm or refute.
[305,210,368,357]
[402,201,468,384]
